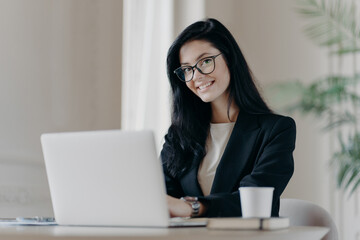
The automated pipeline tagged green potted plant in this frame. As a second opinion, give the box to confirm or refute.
[272,0,360,195]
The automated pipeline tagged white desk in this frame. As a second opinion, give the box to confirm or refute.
[0,225,328,240]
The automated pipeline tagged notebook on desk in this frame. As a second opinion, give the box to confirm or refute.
[41,130,207,228]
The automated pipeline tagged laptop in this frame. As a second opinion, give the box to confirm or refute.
[41,129,207,227]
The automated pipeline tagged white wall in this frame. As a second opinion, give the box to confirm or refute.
[0,0,122,217]
[173,0,205,35]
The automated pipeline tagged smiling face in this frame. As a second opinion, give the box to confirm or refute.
[179,40,231,105]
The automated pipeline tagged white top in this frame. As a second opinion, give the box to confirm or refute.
[198,122,235,196]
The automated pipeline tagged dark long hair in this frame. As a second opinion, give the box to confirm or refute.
[162,18,272,178]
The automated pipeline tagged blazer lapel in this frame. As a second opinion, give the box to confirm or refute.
[210,112,260,194]
[180,158,204,196]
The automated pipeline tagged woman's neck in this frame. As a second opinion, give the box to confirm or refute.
[210,99,239,123]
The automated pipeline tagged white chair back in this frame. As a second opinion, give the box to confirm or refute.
[280,198,338,240]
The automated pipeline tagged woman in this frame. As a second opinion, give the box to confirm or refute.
[161,18,296,218]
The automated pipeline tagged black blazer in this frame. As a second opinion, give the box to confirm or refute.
[161,112,296,217]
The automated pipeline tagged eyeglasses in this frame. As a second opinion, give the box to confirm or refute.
[173,53,222,82]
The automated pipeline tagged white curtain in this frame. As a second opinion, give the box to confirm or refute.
[121,0,205,151]
[122,0,173,150]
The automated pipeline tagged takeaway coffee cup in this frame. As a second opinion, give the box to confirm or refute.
[239,187,274,218]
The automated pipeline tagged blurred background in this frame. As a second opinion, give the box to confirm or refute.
[0,0,359,239]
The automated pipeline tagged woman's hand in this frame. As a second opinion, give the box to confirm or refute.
[167,195,208,218]
[167,195,192,218]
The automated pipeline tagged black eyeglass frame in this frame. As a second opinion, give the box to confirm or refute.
[173,53,222,82]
